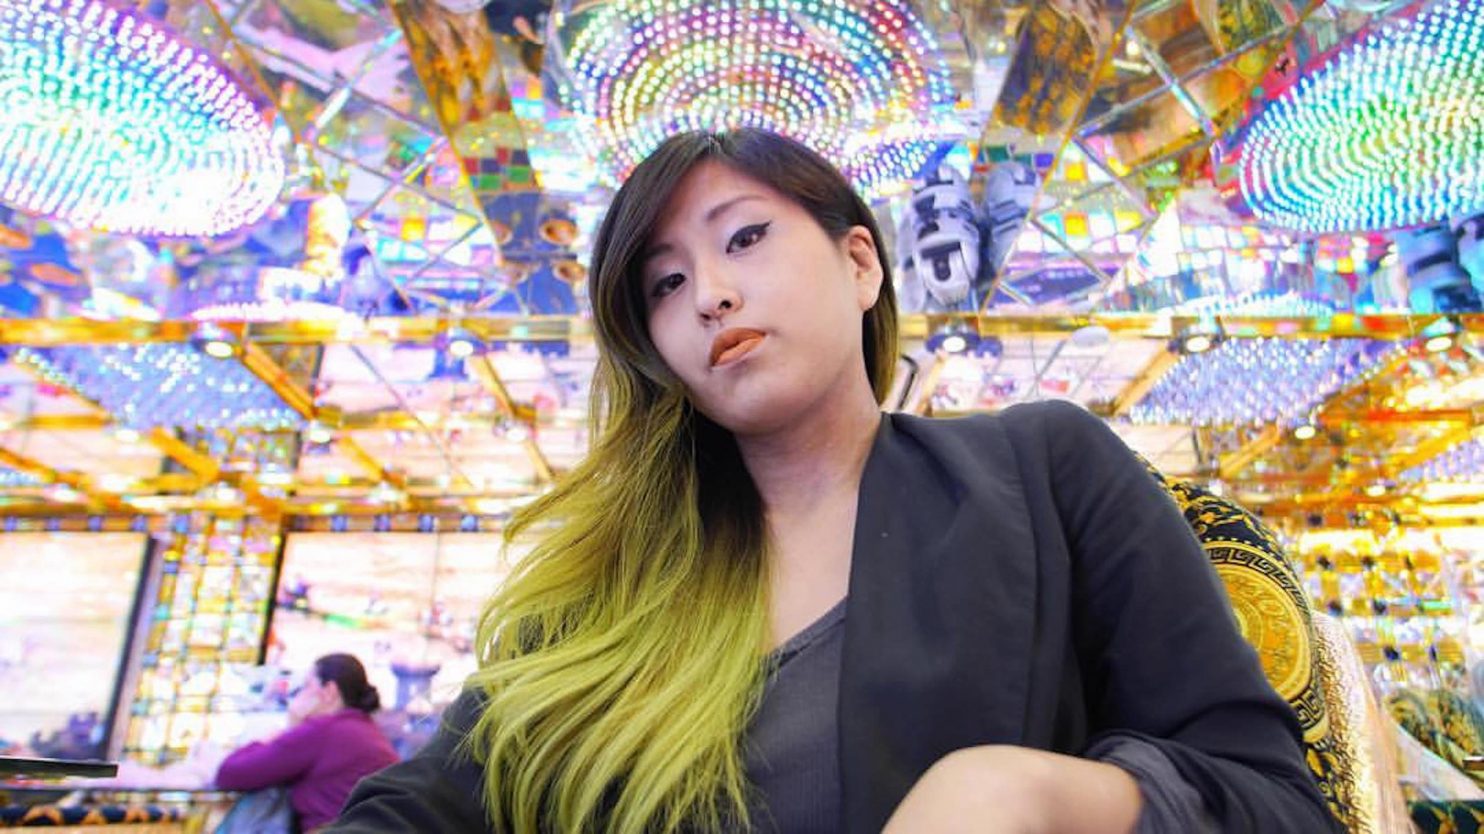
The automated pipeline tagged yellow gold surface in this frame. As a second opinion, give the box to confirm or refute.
[1313,613,1414,834]
[1217,553,1311,700]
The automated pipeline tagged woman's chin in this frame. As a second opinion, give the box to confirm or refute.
[703,396,813,440]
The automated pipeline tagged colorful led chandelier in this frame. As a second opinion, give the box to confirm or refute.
[1403,437,1484,483]
[1169,292,1339,318]
[0,0,283,235]
[1130,339,1394,427]
[17,344,303,431]
[548,0,959,197]
[0,466,41,489]
[1223,0,1484,233]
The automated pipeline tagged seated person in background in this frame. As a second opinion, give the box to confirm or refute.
[216,653,398,832]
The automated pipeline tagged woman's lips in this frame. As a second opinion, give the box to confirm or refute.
[710,328,766,368]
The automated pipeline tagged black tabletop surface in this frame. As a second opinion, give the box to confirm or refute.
[0,757,119,779]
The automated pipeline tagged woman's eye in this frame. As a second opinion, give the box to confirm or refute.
[727,222,770,253]
[650,272,685,298]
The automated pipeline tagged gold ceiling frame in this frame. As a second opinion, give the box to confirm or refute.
[146,429,223,484]
[1218,424,1284,481]
[344,341,473,490]
[0,445,123,512]
[1105,347,1181,417]
[1379,412,1484,483]
[1291,316,1479,505]
[469,353,554,483]
[5,314,1477,346]
[7,411,554,432]
[1209,339,1479,516]
[5,357,228,510]
[237,329,400,490]
[14,341,280,510]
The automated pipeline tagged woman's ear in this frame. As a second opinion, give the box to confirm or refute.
[844,225,884,311]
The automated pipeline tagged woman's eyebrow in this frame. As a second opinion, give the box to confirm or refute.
[702,194,766,224]
[642,241,673,265]
[641,195,767,265]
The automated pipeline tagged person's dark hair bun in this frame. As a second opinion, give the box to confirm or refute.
[313,653,381,714]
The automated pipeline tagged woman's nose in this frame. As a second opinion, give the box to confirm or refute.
[693,265,743,320]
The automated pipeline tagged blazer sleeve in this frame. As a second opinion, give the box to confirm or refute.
[321,689,492,833]
[1019,400,1342,833]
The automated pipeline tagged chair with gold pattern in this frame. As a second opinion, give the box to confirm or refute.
[1150,472,1413,833]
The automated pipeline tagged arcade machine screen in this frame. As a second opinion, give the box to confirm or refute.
[270,532,511,755]
[0,532,146,760]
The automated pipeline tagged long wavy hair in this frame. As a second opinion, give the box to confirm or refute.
[466,129,899,832]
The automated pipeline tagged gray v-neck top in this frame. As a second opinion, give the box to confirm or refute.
[740,598,1219,834]
[743,598,849,833]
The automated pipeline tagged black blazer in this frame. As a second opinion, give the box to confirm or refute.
[326,401,1343,833]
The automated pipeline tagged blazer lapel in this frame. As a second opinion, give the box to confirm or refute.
[838,413,1040,833]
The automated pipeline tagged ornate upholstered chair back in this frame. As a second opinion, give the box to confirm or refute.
[1151,473,1413,833]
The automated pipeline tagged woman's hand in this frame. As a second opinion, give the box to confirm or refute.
[882,745,1142,834]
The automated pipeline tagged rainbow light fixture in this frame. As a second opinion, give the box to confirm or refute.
[0,0,283,235]
[550,0,958,198]
[1231,0,1484,233]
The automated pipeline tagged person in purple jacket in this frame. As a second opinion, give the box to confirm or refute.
[216,654,399,832]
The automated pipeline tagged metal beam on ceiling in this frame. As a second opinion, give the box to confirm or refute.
[470,354,554,483]
[0,315,1477,346]
[238,338,395,487]
[0,445,124,511]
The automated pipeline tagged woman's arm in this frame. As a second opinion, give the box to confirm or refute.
[321,689,490,833]
[215,724,319,791]
[883,401,1339,833]
[1030,400,1341,832]
[883,745,1140,834]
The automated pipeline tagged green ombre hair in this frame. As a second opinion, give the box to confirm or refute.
[465,129,899,832]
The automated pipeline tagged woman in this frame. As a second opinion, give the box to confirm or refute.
[217,654,398,832]
[326,130,1342,833]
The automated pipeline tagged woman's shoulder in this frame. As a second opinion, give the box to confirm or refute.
[881,402,1135,501]
[288,709,376,741]
[886,399,1104,449]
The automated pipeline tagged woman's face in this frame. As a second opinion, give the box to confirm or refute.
[639,161,883,436]
[288,672,340,720]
